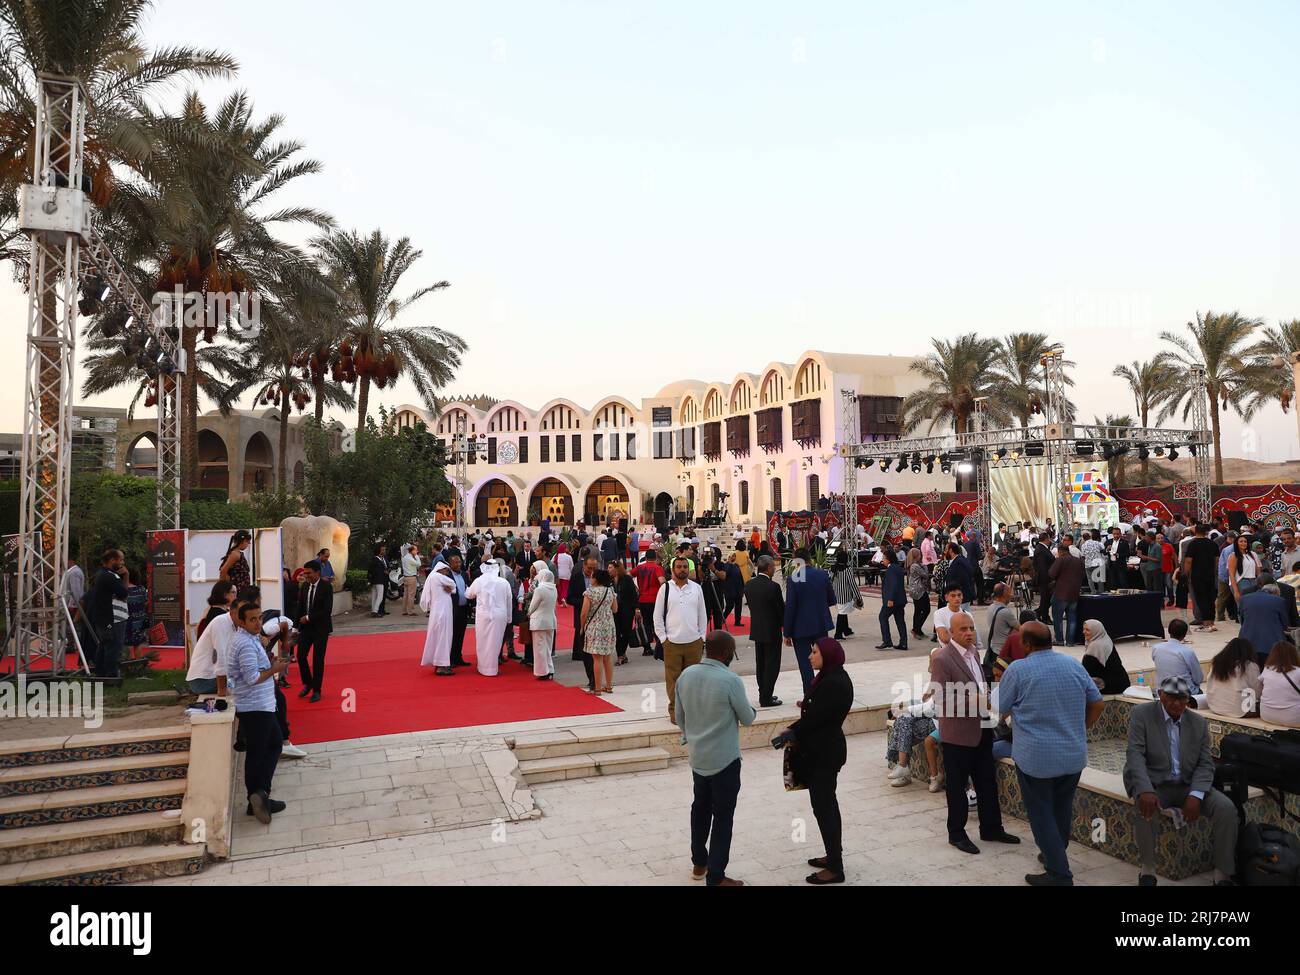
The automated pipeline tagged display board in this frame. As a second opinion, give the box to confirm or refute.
[990,462,1112,529]
[254,528,283,617]
[145,530,186,648]
[184,529,252,633]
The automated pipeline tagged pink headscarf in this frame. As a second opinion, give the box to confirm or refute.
[811,636,846,692]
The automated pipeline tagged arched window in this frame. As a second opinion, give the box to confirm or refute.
[771,478,783,511]
[761,370,785,405]
[703,389,723,419]
[730,383,753,413]
[680,397,698,425]
[739,480,749,515]
[795,358,823,397]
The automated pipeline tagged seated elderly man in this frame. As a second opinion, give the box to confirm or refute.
[1123,675,1236,886]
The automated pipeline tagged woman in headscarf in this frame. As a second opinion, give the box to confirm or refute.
[1081,618,1130,693]
[419,563,457,676]
[526,561,558,680]
[780,636,854,885]
[554,542,573,602]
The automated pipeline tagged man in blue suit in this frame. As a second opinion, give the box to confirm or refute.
[783,548,836,694]
[1238,581,1290,667]
[877,547,908,650]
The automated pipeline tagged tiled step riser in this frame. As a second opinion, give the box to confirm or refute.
[0,765,187,798]
[0,739,189,770]
[19,854,205,886]
[514,735,650,762]
[0,795,183,830]
[0,824,184,866]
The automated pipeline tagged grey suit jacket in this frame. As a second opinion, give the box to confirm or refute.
[930,641,986,747]
[1123,700,1215,798]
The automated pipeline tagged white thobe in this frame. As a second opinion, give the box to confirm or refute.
[466,570,512,676]
[419,572,455,668]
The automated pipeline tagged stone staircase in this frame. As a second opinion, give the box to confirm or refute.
[0,726,206,885]
[509,703,890,785]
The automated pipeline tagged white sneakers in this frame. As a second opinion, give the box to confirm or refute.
[966,787,979,808]
[281,741,307,759]
[928,775,943,793]
[888,764,912,787]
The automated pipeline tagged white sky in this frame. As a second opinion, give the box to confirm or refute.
[2,0,1298,460]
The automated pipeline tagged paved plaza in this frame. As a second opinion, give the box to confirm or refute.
[138,598,1225,887]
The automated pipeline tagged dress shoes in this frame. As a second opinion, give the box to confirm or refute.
[806,871,845,885]
[309,691,321,703]
[949,837,980,855]
[981,831,1021,845]
[1025,872,1071,887]
[874,643,895,651]
[297,686,311,699]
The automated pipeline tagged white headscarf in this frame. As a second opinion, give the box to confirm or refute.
[1083,618,1115,667]
[532,560,555,589]
[479,560,500,579]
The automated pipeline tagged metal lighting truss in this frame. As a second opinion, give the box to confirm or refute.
[837,388,859,573]
[13,75,182,676]
[451,410,469,533]
[838,421,1212,536]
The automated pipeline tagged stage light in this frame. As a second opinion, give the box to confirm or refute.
[957,462,973,473]
[1008,446,1021,460]
[895,454,907,472]
[879,458,888,472]
[1101,442,1114,461]
[1189,443,1198,457]
[122,333,145,356]
[1138,446,1149,460]
[1153,446,1165,457]
[994,446,1007,460]
[1168,446,1179,460]
[1025,441,1045,457]
[924,455,935,474]
[1075,440,1094,456]
[99,306,129,338]
[940,458,952,474]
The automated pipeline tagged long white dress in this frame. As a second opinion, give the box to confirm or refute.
[466,564,513,677]
[419,571,456,668]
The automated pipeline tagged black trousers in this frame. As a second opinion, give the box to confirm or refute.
[239,710,282,799]
[1191,577,1215,624]
[639,603,661,655]
[1036,584,1052,623]
[879,602,907,647]
[725,590,744,626]
[941,729,1003,842]
[451,604,468,665]
[296,627,328,692]
[806,763,843,873]
[753,639,782,704]
[615,616,634,659]
[911,593,931,635]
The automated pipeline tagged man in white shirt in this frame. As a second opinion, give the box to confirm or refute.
[400,543,421,615]
[1280,529,1300,576]
[653,555,709,726]
[932,585,983,654]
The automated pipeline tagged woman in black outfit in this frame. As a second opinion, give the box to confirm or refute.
[780,636,854,884]
[196,581,236,639]
[610,560,639,665]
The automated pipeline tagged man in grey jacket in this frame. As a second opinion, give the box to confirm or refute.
[1123,675,1237,886]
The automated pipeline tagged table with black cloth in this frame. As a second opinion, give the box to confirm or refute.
[1073,591,1165,644]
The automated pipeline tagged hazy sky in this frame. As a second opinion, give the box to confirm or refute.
[3,0,1298,459]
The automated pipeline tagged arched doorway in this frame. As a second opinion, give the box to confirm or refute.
[654,491,673,532]
[585,476,629,526]
[243,432,273,495]
[474,478,518,527]
[770,477,783,512]
[530,477,574,525]
[198,429,230,492]
[125,433,157,477]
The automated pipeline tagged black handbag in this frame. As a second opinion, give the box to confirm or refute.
[782,744,807,792]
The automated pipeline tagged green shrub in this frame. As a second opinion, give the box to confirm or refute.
[187,488,228,504]
[345,569,369,597]
[180,500,259,531]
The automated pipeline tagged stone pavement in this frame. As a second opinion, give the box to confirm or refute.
[148,731,1212,886]
[138,603,1231,886]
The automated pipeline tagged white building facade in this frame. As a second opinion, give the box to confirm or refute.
[392,350,939,529]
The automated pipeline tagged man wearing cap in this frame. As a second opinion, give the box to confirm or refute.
[1123,675,1237,886]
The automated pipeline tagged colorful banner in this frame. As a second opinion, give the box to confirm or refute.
[145,530,186,649]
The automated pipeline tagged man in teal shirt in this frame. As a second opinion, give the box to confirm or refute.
[675,630,756,887]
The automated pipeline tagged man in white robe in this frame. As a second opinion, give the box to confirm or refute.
[466,559,512,677]
[419,564,456,675]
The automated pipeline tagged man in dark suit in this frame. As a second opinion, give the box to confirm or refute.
[1105,526,1130,591]
[1238,582,1291,666]
[930,610,1020,855]
[447,553,470,667]
[877,547,908,650]
[943,542,976,610]
[783,549,835,695]
[296,559,333,703]
[744,554,784,707]
[1031,533,1055,623]
[1124,675,1237,886]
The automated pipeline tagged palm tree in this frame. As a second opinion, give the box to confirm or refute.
[1112,356,1175,484]
[224,272,355,487]
[1093,414,1136,488]
[0,0,236,265]
[90,90,331,495]
[1159,311,1265,484]
[989,332,1075,427]
[314,228,466,436]
[1245,318,1300,415]
[900,334,1008,436]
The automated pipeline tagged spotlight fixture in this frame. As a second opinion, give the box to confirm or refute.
[895,454,907,472]
[994,446,1007,461]
[1025,441,1045,457]
[1008,446,1021,460]
[940,457,952,474]
[122,333,145,357]
[98,305,129,338]
[878,458,889,472]
[1168,446,1179,460]
[1189,443,1198,457]
[924,454,935,474]
[1138,445,1149,460]
[1101,442,1115,461]
[1153,446,1165,457]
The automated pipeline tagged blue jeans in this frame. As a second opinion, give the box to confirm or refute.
[791,637,818,694]
[188,677,218,694]
[1051,598,1078,645]
[691,758,742,885]
[1016,768,1081,882]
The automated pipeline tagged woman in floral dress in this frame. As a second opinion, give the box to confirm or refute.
[580,568,618,694]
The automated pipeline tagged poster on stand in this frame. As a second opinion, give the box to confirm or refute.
[145,530,186,649]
